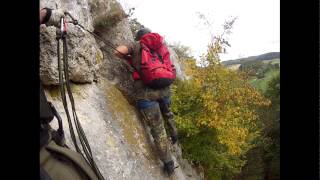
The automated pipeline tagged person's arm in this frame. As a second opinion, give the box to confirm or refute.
[114,45,131,59]
[114,41,136,59]
[39,8,65,27]
[40,8,51,24]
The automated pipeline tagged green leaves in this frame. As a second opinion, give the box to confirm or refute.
[172,60,270,179]
[170,16,274,179]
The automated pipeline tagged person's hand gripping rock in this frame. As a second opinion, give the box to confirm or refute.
[41,8,66,27]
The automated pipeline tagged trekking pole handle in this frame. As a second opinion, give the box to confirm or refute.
[60,17,67,35]
[60,18,64,33]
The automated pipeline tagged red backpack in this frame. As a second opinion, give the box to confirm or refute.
[138,33,176,89]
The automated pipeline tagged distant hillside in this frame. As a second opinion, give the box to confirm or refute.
[222,52,280,66]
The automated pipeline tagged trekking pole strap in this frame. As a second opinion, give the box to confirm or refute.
[61,36,96,163]
[57,32,81,151]
[55,23,105,180]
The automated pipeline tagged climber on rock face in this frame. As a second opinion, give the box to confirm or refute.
[114,28,179,176]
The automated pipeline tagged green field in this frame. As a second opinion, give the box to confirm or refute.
[250,69,279,93]
[262,58,280,65]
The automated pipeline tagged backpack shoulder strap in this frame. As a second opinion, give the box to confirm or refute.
[40,105,100,180]
[40,167,52,180]
[140,42,149,52]
[40,81,54,122]
[44,140,99,180]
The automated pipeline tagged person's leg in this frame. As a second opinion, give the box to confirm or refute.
[137,86,176,175]
[137,100,173,164]
[158,96,178,144]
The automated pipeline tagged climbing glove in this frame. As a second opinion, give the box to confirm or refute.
[45,8,66,27]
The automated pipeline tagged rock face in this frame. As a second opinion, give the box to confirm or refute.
[169,48,187,81]
[40,0,201,179]
[40,0,102,85]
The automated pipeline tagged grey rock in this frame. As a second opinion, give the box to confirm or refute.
[40,0,101,85]
[40,0,201,179]
[168,47,187,81]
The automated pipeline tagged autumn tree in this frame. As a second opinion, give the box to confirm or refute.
[169,42,193,61]
[171,16,271,179]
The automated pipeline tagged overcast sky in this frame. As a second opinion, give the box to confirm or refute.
[118,0,280,61]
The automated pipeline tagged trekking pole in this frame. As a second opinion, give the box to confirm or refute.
[56,16,106,180]
[56,17,80,153]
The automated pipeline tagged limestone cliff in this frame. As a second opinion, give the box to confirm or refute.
[40,0,200,179]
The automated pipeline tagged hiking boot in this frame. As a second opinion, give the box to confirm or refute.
[163,160,175,176]
[171,134,178,145]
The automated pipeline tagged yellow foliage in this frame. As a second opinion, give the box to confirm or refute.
[171,19,271,177]
[174,51,270,158]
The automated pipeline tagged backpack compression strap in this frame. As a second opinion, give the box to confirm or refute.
[140,43,164,63]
